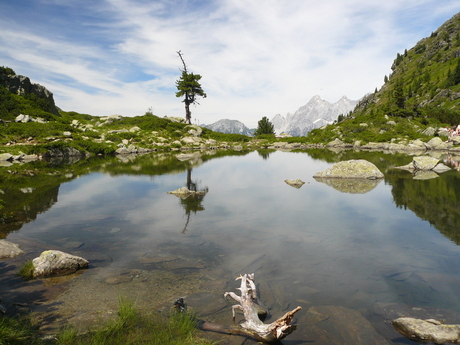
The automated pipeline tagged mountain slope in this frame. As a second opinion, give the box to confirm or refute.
[353,12,460,121]
[306,11,460,144]
[272,95,357,136]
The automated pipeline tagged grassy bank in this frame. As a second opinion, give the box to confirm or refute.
[0,298,214,345]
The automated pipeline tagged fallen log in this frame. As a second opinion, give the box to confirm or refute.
[222,273,302,343]
[392,317,460,344]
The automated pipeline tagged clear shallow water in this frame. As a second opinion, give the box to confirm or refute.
[5,150,460,343]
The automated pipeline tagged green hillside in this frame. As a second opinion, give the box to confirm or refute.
[307,12,460,144]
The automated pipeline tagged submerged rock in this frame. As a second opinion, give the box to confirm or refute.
[0,240,24,259]
[313,160,384,179]
[299,305,391,345]
[32,250,89,278]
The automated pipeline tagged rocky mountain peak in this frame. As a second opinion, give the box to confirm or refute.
[202,119,254,136]
[272,95,358,136]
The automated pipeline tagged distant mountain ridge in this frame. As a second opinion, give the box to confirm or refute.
[202,119,254,136]
[271,95,358,136]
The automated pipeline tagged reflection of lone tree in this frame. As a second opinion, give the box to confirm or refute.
[181,168,208,233]
[168,168,208,233]
[256,149,273,160]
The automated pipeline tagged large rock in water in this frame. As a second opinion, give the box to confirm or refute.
[313,160,384,179]
[33,250,89,278]
[392,317,460,344]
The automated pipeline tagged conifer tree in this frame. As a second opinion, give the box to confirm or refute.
[175,51,206,124]
[254,116,275,136]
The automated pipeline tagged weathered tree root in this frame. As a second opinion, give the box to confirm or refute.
[220,273,302,343]
[392,317,460,344]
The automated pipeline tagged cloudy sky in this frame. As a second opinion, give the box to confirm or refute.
[1,1,460,127]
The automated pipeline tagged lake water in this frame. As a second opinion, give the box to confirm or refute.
[3,149,460,344]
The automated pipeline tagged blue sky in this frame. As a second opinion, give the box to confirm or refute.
[1,0,460,127]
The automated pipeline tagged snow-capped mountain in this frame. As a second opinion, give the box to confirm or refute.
[202,119,254,136]
[272,95,358,136]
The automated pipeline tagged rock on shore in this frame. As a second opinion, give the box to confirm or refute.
[33,250,89,278]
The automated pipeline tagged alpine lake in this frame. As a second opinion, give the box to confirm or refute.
[2,148,460,345]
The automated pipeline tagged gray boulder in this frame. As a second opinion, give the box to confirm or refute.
[422,127,436,136]
[43,147,82,157]
[284,179,305,189]
[392,317,460,344]
[313,160,384,179]
[32,250,89,278]
[326,138,344,147]
[426,137,444,149]
[0,240,24,259]
[186,124,203,137]
[413,156,440,170]
[15,114,32,123]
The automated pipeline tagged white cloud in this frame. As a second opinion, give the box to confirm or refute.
[1,0,459,126]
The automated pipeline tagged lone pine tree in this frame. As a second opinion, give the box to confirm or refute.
[175,51,206,124]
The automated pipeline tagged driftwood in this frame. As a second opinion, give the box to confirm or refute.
[220,273,302,343]
[392,317,460,344]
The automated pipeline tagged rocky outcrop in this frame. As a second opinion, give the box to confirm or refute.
[0,72,58,115]
[15,114,48,123]
[0,240,24,259]
[313,160,384,179]
[272,95,358,136]
[32,250,89,278]
[42,147,82,158]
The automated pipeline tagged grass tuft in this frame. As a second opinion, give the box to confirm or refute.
[18,260,35,280]
[0,314,43,345]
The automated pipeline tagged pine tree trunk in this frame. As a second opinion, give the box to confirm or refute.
[185,102,191,124]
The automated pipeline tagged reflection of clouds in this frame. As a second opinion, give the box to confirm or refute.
[13,152,460,312]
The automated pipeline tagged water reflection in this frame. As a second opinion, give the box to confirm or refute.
[176,168,209,233]
[2,150,460,344]
[313,177,382,194]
